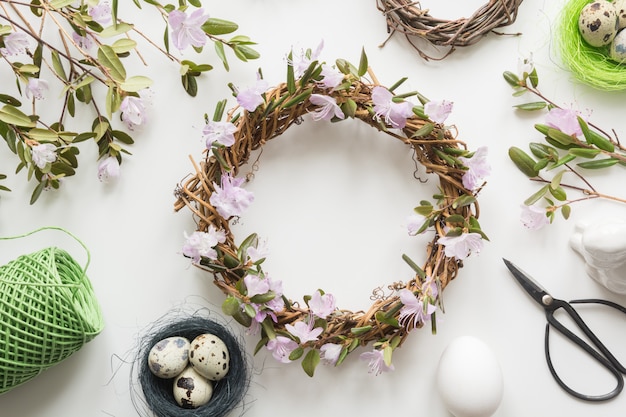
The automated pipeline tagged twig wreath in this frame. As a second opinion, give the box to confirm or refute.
[174,45,490,377]
[377,0,524,60]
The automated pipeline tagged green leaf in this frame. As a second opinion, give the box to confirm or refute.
[286,51,296,95]
[289,346,304,361]
[452,194,476,209]
[181,73,198,97]
[110,38,137,54]
[351,326,372,336]
[49,0,74,8]
[402,254,426,279]
[202,18,238,35]
[30,181,45,205]
[340,98,357,118]
[509,146,539,177]
[568,147,601,158]
[250,291,276,304]
[51,50,67,81]
[27,128,59,142]
[546,128,576,146]
[550,170,565,190]
[282,88,312,109]
[99,22,133,38]
[503,71,520,87]
[383,345,393,367]
[120,75,153,92]
[0,105,35,127]
[17,64,40,75]
[98,45,126,82]
[104,86,121,117]
[548,185,567,201]
[524,184,549,205]
[0,94,21,106]
[302,349,320,377]
[561,204,571,219]
[357,47,368,77]
[578,116,615,152]
[577,158,619,169]
[214,41,229,71]
[514,101,547,111]
[412,123,434,137]
[375,311,399,327]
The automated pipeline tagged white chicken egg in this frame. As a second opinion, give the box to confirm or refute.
[172,365,213,409]
[436,336,504,417]
[578,1,619,47]
[611,29,626,62]
[615,0,626,29]
[189,333,230,381]
[147,336,190,379]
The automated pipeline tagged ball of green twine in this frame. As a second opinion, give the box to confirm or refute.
[557,0,626,91]
[0,227,103,394]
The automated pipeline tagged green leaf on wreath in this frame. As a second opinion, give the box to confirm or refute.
[302,349,320,377]
[509,146,539,177]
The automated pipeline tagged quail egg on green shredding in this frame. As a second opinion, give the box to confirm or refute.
[147,336,190,379]
[610,28,626,62]
[615,0,626,29]
[578,0,619,47]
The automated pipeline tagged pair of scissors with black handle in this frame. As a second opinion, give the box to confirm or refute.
[503,258,626,401]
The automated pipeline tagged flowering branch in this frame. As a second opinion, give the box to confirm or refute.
[0,0,258,203]
[503,57,626,229]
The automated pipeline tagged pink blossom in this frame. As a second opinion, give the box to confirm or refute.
[244,274,270,298]
[88,1,112,25]
[424,100,453,124]
[120,95,147,131]
[359,349,394,375]
[398,288,437,329]
[182,226,226,262]
[266,336,298,363]
[72,32,93,49]
[236,76,268,112]
[309,94,344,121]
[285,320,323,343]
[372,86,414,129]
[319,64,344,89]
[204,120,236,148]
[520,204,550,230]
[438,232,483,260]
[406,213,427,236]
[31,143,56,169]
[1,32,30,56]
[25,78,48,100]
[168,8,209,51]
[545,108,582,137]
[309,290,336,318]
[291,40,324,77]
[320,343,342,365]
[209,172,254,218]
[97,156,120,183]
[247,237,269,263]
[459,146,491,191]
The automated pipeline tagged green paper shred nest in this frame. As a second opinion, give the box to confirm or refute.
[557,0,626,91]
[0,246,103,394]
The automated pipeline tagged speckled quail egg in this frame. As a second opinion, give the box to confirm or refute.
[172,365,213,409]
[615,0,626,29]
[147,336,190,379]
[610,28,626,62]
[578,1,619,47]
[188,333,230,381]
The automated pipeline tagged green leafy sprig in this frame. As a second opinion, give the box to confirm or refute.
[503,62,626,224]
[0,0,258,203]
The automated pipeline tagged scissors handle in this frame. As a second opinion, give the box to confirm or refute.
[545,299,624,401]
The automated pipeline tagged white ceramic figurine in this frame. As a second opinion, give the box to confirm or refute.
[570,218,626,294]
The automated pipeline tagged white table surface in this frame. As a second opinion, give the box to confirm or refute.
[2,0,626,416]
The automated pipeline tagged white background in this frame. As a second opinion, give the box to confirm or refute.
[2,0,626,416]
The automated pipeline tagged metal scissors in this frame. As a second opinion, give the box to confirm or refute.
[503,258,626,401]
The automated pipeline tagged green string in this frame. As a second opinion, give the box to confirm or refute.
[0,226,104,394]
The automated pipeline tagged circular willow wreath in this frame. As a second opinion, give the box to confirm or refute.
[174,49,486,376]
[377,0,525,60]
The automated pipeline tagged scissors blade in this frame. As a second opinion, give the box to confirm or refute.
[502,258,552,306]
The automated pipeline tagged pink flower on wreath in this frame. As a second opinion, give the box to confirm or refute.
[286,320,323,344]
[236,75,269,112]
[424,100,453,124]
[319,64,344,90]
[203,120,236,148]
[209,172,254,218]
[120,95,147,131]
[25,78,49,100]
[88,1,112,25]
[460,146,491,191]
[266,336,299,363]
[291,40,324,78]
[398,288,437,329]
[247,237,269,263]
[72,32,93,50]
[309,290,336,318]
[182,226,226,262]
[360,349,394,375]
[520,204,550,230]
[372,86,414,129]
[320,343,342,366]
[438,232,483,260]
[309,94,344,121]
[31,143,56,169]
[97,156,120,183]
[168,8,209,51]
[406,213,427,236]
[545,107,583,137]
